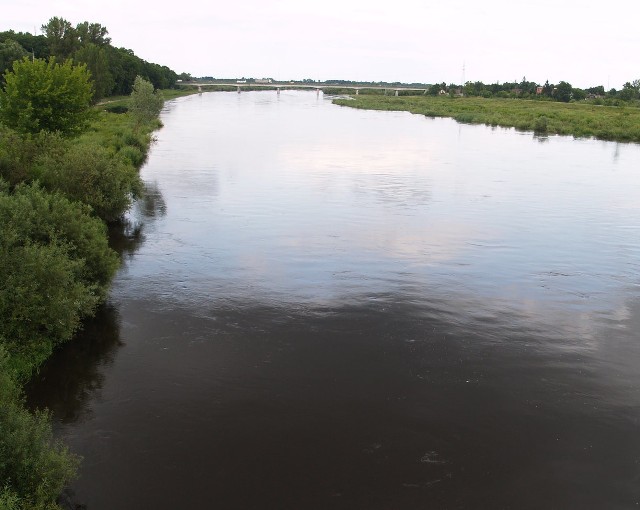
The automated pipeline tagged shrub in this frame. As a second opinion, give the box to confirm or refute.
[32,142,143,222]
[104,104,128,114]
[0,183,117,376]
[0,347,80,509]
[0,129,66,187]
[534,116,549,133]
[0,57,93,136]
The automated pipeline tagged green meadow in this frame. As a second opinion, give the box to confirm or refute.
[333,95,640,143]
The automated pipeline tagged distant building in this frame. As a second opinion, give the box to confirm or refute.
[536,86,544,95]
[255,78,273,84]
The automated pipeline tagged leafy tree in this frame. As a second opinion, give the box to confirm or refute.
[428,82,446,96]
[555,81,573,102]
[572,88,586,101]
[0,30,49,60]
[619,80,639,101]
[586,85,605,96]
[542,80,553,97]
[107,46,142,95]
[74,43,114,101]
[0,39,27,79]
[0,57,93,136]
[41,17,78,59]
[75,21,111,46]
[129,75,164,126]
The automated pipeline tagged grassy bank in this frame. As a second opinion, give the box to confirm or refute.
[333,95,640,143]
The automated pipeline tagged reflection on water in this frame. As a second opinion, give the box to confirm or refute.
[28,92,640,509]
[106,181,168,260]
[26,305,123,424]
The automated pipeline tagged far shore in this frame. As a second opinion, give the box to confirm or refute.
[332,95,640,144]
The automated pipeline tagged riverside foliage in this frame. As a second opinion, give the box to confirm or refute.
[0,52,175,508]
[333,95,640,143]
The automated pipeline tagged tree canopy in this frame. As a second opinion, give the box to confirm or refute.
[129,75,164,126]
[0,57,93,136]
[1,17,180,101]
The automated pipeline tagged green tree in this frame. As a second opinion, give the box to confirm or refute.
[75,21,111,46]
[619,80,639,101]
[586,85,605,96]
[107,46,142,95]
[0,57,93,136]
[572,88,586,101]
[0,30,49,60]
[129,75,164,126]
[41,16,78,59]
[74,43,114,101]
[555,81,573,102]
[0,39,27,79]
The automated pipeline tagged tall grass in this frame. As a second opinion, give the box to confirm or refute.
[333,95,640,143]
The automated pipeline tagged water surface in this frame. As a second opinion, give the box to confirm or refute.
[29,91,640,509]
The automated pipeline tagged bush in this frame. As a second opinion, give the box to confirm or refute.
[0,129,66,187]
[0,57,93,136]
[0,347,80,509]
[32,142,143,222]
[0,183,117,377]
[534,115,549,133]
[104,104,128,114]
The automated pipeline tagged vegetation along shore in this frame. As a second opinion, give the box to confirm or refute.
[0,17,194,510]
[332,95,640,143]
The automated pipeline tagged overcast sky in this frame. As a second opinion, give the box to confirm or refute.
[3,0,639,88]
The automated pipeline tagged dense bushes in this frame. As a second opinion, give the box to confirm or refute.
[0,37,171,510]
[0,183,118,378]
[32,142,143,223]
[0,128,144,223]
[0,347,80,510]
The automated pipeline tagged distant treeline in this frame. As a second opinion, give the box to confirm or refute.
[0,17,189,100]
[428,77,640,104]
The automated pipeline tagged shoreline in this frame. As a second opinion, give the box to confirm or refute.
[332,95,640,144]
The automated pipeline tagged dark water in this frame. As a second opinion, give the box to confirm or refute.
[28,92,640,509]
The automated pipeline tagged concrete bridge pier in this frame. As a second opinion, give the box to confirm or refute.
[356,88,359,95]
[277,87,280,95]
[395,89,399,96]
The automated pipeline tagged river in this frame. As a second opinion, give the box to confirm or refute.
[28,91,640,509]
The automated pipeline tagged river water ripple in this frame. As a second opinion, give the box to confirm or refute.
[28,91,640,509]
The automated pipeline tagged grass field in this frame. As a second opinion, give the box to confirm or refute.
[333,95,640,143]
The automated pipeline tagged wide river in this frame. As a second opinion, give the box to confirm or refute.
[29,91,640,509]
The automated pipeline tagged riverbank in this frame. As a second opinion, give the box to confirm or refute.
[0,83,180,510]
[333,95,640,143]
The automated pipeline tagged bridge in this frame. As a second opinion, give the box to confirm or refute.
[182,81,429,96]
